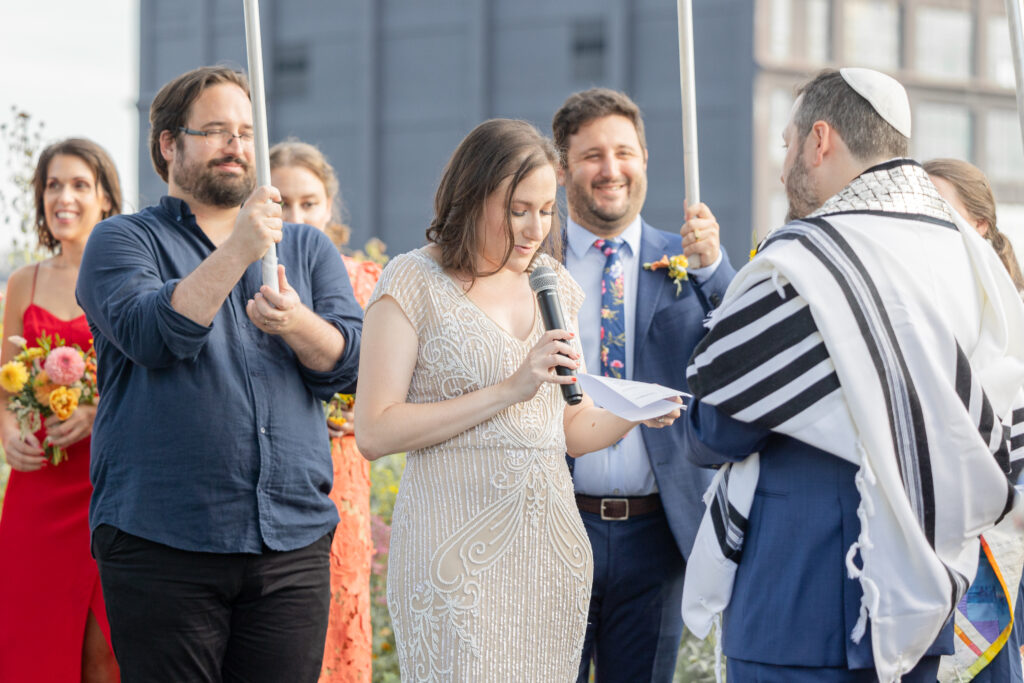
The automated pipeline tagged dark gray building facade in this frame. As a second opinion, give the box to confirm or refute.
[139,0,1024,261]
[137,0,755,260]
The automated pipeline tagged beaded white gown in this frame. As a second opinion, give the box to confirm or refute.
[370,249,592,682]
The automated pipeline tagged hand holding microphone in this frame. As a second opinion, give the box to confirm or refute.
[524,265,584,406]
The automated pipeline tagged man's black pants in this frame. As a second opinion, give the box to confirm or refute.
[92,524,332,683]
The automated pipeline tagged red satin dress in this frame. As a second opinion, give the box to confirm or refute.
[0,298,114,680]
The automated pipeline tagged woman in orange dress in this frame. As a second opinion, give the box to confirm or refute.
[271,140,379,683]
[0,138,122,682]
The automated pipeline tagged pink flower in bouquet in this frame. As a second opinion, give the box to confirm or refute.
[43,347,86,386]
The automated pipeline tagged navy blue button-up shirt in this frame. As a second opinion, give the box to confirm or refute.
[77,196,362,553]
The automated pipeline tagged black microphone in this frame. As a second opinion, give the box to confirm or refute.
[529,265,584,405]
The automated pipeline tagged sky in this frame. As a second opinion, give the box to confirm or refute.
[0,0,139,247]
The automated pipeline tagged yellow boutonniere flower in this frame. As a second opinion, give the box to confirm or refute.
[643,254,690,295]
[0,361,29,393]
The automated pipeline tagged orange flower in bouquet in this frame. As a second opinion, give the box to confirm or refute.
[1,333,98,465]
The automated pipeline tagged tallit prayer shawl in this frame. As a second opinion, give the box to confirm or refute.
[681,160,1024,682]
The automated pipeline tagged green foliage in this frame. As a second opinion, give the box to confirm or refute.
[675,629,724,682]
[369,453,404,683]
[0,106,47,260]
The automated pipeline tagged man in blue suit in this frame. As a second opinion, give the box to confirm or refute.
[680,69,983,682]
[552,88,735,683]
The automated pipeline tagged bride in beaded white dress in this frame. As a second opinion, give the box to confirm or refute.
[355,120,680,682]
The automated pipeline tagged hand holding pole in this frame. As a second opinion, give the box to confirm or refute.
[677,0,702,269]
[243,0,279,292]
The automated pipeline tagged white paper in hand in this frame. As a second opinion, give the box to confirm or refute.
[578,374,690,421]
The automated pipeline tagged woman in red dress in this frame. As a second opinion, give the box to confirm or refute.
[271,140,380,683]
[0,138,122,682]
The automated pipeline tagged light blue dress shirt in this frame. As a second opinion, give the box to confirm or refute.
[566,216,721,496]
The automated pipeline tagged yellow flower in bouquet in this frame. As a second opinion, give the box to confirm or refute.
[0,361,29,393]
[49,386,79,420]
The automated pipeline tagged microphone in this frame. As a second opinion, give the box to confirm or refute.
[529,265,584,405]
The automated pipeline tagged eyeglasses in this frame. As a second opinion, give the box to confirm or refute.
[178,127,255,148]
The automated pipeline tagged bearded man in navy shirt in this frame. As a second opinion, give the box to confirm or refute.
[77,66,362,683]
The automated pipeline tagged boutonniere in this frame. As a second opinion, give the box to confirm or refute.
[643,254,689,295]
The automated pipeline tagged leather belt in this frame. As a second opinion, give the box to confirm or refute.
[574,493,661,521]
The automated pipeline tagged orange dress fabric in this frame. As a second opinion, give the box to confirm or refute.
[0,305,114,681]
[320,256,381,683]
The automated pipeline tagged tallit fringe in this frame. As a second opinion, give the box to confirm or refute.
[849,448,880,644]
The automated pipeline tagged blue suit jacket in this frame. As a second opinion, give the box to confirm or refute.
[569,221,735,559]
[683,399,954,667]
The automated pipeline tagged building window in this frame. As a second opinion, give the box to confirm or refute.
[914,103,972,162]
[764,190,790,239]
[769,0,793,60]
[274,44,309,99]
[844,0,900,70]
[915,7,971,79]
[805,0,831,64]
[987,15,1016,88]
[986,110,1024,182]
[572,19,606,83]
[770,88,795,166]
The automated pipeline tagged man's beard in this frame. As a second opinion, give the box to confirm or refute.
[173,152,255,208]
[566,173,647,236]
[784,155,820,223]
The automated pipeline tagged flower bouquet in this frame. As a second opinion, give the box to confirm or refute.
[0,333,97,465]
[326,393,355,432]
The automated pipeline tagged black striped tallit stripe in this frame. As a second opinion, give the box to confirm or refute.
[1011,434,1024,451]
[709,488,745,562]
[994,437,1010,475]
[817,209,958,233]
[995,481,1018,526]
[1011,459,1024,484]
[1014,408,1024,424]
[694,306,819,399]
[699,281,800,342]
[979,399,995,443]
[954,343,1014,473]
[774,219,936,545]
[954,346,972,410]
[715,341,832,417]
[753,372,842,431]
[941,564,970,625]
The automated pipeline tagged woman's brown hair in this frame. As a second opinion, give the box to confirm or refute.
[924,158,1024,292]
[33,138,123,252]
[426,119,561,278]
[269,139,351,247]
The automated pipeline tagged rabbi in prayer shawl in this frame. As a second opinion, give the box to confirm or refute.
[679,67,1024,683]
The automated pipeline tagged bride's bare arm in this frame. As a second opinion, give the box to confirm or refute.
[355,295,582,460]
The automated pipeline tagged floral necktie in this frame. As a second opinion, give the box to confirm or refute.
[595,238,626,379]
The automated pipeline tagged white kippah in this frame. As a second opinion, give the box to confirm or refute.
[840,67,912,138]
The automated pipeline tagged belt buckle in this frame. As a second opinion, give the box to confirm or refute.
[600,497,629,521]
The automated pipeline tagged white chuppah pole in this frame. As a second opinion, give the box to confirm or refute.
[677,0,702,269]
[1007,0,1024,150]
[243,0,279,292]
